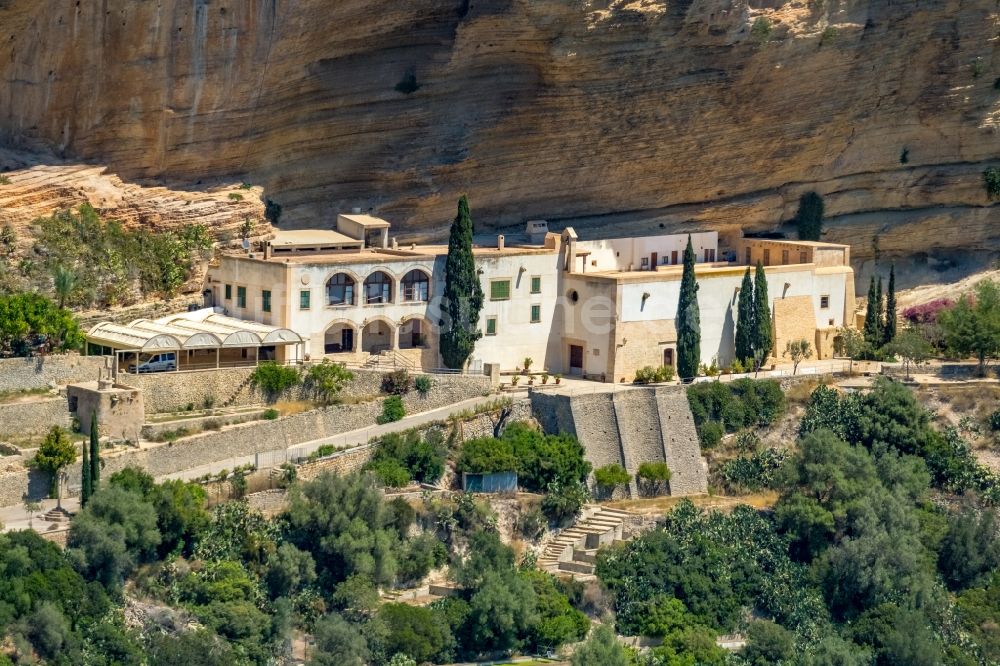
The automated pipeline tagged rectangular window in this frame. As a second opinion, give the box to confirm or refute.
[236,286,246,309]
[485,317,498,336]
[530,304,541,323]
[225,284,232,300]
[781,249,789,265]
[490,280,511,301]
[262,290,271,313]
[800,251,809,264]
[744,247,751,265]
[763,249,771,265]
[820,295,830,309]
[530,276,541,294]
[300,290,311,310]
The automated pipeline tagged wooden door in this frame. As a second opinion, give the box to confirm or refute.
[569,345,584,374]
[671,250,678,265]
[650,252,658,269]
[664,348,674,367]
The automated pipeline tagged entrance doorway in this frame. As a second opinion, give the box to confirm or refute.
[663,348,674,367]
[650,252,658,269]
[569,345,584,375]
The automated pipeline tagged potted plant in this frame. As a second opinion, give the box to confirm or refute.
[528,376,535,386]
[541,372,550,384]
[523,357,533,374]
[511,375,521,387]
[554,373,562,385]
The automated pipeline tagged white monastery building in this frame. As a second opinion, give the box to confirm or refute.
[178,213,855,382]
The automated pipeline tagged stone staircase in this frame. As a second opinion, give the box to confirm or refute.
[537,506,634,579]
[363,349,418,371]
[40,506,73,526]
[222,373,256,408]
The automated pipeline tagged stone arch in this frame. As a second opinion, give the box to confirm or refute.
[323,319,358,354]
[325,270,361,306]
[400,268,432,302]
[363,270,394,305]
[361,316,396,354]
[399,314,432,350]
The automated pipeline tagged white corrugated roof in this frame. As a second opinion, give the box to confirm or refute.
[86,311,302,351]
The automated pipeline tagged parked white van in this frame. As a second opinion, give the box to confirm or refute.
[128,352,177,373]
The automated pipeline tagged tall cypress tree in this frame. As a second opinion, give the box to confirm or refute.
[883,264,897,346]
[875,276,884,344]
[89,412,100,494]
[81,423,91,506]
[735,266,755,364]
[676,235,701,380]
[439,195,485,369]
[752,261,772,368]
[863,275,880,348]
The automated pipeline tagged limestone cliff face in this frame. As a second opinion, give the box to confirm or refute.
[1,0,999,275]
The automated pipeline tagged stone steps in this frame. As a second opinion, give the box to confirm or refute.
[539,505,633,579]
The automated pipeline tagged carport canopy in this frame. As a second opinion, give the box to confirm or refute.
[85,311,303,368]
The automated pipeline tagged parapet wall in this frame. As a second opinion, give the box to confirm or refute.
[0,355,108,392]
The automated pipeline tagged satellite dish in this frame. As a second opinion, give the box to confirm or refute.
[242,238,250,250]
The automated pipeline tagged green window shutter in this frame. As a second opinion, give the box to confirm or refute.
[490,280,510,300]
[300,290,311,309]
[225,284,232,300]
[530,276,541,294]
[237,287,246,308]
[530,304,541,323]
[262,290,271,312]
[486,318,497,335]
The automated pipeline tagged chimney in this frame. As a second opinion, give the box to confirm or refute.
[497,234,505,251]
[392,237,399,250]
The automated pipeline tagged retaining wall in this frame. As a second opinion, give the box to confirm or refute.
[129,367,492,414]
[0,355,108,392]
[0,398,71,438]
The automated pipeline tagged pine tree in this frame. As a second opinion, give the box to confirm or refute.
[676,235,701,380]
[863,275,880,348]
[735,266,755,364]
[883,264,897,346]
[796,192,824,241]
[439,195,485,369]
[89,412,100,494]
[752,261,772,369]
[81,424,91,506]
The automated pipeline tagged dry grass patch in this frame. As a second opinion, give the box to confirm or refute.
[273,399,315,416]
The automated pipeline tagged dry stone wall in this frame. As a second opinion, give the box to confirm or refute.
[0,398,71,438]
[0,355,107,392]
[129,367,491,414]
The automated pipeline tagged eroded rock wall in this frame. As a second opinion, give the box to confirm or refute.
[2,0,999,275]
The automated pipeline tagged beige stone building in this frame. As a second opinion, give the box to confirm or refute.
[87,213,855,381]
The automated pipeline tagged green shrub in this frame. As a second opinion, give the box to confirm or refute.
[720,448,787,492]
[228,192,244,201]
[305,360,354,405]
[541,480,588,524]
[751,16,772,43]
[261,408,279,420]
[377,396,406,424]
[395,68,419,94]
[0,175,9,186]
[414,375,432,396]
[594,463,631,489]
[264,198,282,225]
[365,430,447,484]
[698,421,724,449]
[990,409,1000,432]
[634,366,658,384]
[382,369,413,395]
[637,462,672,496]
[369,458,411,487]
[796,192,824,241]
[985,167,1000,200]
[517,503,547,541]
[250,362,300,401]
[687,378,785,433]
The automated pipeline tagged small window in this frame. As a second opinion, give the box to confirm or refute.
[800,251,809,263]
[763,249,771,265]
[225,284,232,300]
[640,257,649,268]
[781,250,789,265]
[530,276,541,294]
[490,280,511,301]
[593,348,600,356]
[485,317,498,336]
[530,304,541,323]
[820,295,830,309]
[744,247,751,265]
[262,290,272,313]
[300,290,311,310]
[236,286,246,308]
